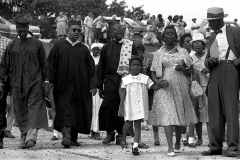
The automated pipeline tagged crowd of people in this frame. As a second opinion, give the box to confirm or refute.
[0,6,240,158]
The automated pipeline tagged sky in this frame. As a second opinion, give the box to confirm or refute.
[106,0,239,29]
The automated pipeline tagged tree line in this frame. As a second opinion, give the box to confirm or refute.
[0,0,148,38]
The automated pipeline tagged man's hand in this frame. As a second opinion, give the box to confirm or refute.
[206,57,218,67]
[0,85,3,99]
[200,68,210,75]
[90,88,97,96]
[99,89,105,99]
[118,103,124,117]
[44,82,50,97]
[49,83,54,90]
[233,58,240,67]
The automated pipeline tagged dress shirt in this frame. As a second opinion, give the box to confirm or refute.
[216,24,236,60]
[84,16,93,28]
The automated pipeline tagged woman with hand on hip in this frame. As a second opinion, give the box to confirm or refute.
[148,25,198,157]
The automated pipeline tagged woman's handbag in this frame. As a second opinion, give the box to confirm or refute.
[103,32,107,39]
[190,75,203,98]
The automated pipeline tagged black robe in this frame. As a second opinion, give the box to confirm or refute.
[0,37,48,134]
[97,40,137,132]
[48,40,95,134]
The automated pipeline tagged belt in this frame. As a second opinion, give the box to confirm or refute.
[219,60,233,63]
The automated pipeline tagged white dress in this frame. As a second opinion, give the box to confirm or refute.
[121,73,153,121]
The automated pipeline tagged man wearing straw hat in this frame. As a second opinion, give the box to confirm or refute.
[203,7,240,157]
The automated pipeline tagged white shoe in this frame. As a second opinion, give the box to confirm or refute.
[167,152,175,157]
[174,149,181,153]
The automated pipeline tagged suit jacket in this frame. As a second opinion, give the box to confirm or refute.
[205,25,240,70]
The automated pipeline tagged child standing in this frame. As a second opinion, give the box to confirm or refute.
[118,56,162,155]
[90,43,104,140]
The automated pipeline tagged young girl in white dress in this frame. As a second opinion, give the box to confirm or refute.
[118,56,161,155]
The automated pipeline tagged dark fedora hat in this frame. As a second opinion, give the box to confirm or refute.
[204,7,228,20]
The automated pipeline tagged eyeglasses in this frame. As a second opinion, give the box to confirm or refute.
[71,28,81,33]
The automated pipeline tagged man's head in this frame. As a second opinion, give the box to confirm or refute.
[15,17,30,40]
[234,18,238,23]
[143,15,147,20]
[68,20,81,42]
[71,15,75,20]
[88,12,93,17]
[205,7,228,30]
[112,24,124,41]
[112,15,117,21]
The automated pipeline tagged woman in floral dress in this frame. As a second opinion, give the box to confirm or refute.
[148,25,198,156]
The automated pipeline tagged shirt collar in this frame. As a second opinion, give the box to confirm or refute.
[192,51,207,63]
[66,37,80,46]
[220,24,226,33]
[17,33,32,39]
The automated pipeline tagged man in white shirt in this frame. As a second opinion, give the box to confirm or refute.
[84,12,94,45]
[191,18,200,36]
[141,15,148,25]
[203,7,240,157]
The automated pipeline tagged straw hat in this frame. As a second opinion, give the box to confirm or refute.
[190,33,206,44]
[204,7,228,20]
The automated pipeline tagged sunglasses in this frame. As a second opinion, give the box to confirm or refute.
[71,28,81,33]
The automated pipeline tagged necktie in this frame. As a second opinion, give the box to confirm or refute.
[214,29,222,34]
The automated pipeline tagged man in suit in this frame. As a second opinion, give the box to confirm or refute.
[202,7,240,157]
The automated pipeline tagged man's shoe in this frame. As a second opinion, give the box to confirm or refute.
[227,151,238,157]
[116,135,123,145]
[51,136,60,141]
[132,147,140,155]
[90,132,95,139]
[202,149,222,156]
[94,133,101,140]
[4,131,15,138]
[25,140,36,148]
[61,138,71,148]
[154,140,161,146]
[71,141,81,147]
[0,138,3,149]
[102,132,115,144]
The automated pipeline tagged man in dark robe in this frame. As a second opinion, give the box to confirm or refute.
[48,20,96,148]
[0,18,49,149]
[0,34,12,149]
[107,15,119,40]
[97,24,138,145]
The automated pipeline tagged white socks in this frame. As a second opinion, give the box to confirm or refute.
[133,142,138,148]
[188,137,194,144]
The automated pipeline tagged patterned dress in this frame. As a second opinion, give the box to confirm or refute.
[148,46,198,126]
